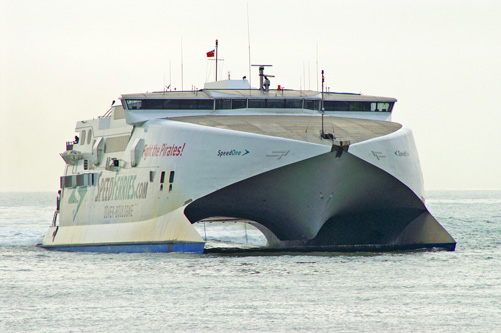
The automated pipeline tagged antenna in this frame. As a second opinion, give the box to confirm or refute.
[303,61,305,92]
[247,2,252,88]
[321,69,325,137]
[308,60,311,90]
[181,37,184,91]
[316,42,319,91]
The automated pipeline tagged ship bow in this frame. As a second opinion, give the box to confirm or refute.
[185,150,456,251]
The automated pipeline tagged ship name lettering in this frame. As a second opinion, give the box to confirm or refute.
[104,204,134,219]
[95,175,149,202]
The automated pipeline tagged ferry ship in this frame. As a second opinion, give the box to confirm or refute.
[40,65,456,253]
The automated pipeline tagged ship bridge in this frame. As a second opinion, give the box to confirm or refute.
[120,79,397,124]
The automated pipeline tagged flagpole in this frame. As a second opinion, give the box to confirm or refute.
[215,39,218,82]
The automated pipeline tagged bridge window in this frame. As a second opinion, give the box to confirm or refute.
[304,100,320,110]
[231,99,247,109]
[371,102,392,112]
[267,99,285,108]
[126,100,142,110]
[247,99,304,109]
[215,99,232,109]
[248,99,265,108]
[124,98,393,112]
[285,99,303,108]
[321,101,393,112]
[125,99,214,110]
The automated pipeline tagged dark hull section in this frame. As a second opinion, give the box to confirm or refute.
[184,151,456,251]
[203,242,456,254]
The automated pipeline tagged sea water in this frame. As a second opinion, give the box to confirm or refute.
[1,191,500,332]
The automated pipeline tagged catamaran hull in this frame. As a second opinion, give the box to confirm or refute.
[40,116,455,253]
[185,149,455,251]
[39,206,205,253]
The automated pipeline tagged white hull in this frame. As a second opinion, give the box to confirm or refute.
[40,79,455,253]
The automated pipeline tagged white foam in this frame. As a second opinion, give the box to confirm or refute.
[0,230,45,246]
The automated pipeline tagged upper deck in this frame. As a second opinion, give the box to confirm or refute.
[121,79,397,124]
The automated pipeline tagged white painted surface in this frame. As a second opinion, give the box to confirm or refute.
[43,205,204,246]
[349,126,425,201]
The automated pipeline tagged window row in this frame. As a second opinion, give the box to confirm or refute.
[126,99,214,110]
[124,99,393,112]
[61,173,98,188]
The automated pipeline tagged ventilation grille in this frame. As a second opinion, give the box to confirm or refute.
[104,135,130,153]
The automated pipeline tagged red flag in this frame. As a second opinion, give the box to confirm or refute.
[206,49,215,57]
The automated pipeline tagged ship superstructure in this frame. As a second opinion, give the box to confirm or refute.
[40,66,456,253]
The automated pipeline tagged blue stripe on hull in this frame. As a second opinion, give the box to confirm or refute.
[43,242,205,254]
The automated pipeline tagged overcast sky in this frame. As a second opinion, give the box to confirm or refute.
[1,0,500,192]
